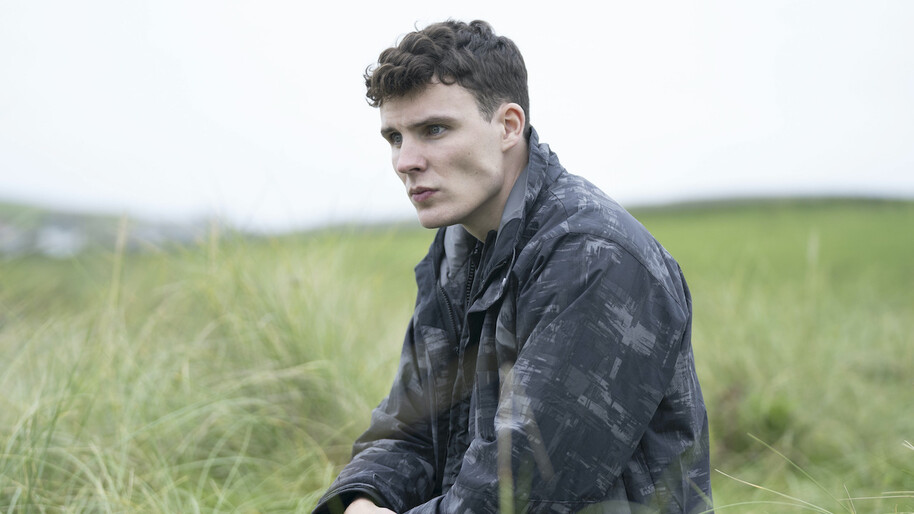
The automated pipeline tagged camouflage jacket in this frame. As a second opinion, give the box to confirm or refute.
[314,129,712,513]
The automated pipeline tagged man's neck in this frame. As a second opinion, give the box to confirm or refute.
[463,139,529,241]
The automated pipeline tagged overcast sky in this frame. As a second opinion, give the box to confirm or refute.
[2,1,912,232]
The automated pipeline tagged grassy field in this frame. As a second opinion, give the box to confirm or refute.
[1,199,912,512]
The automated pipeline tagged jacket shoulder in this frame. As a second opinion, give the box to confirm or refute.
[523,171,689,309]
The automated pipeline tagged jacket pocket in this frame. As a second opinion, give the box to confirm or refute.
[471,369,500,442]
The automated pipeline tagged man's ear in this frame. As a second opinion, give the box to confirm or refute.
[499,102,526,151]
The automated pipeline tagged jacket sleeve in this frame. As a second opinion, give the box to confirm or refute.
[403,233,692,513]
[312,317,438,514]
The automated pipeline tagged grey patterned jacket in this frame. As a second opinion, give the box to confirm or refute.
[314,129,712,514]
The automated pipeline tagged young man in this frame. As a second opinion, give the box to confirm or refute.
[313,20,712,514]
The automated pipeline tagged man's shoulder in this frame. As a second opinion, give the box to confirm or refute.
[523,170,688,304]
[529,170,649,252]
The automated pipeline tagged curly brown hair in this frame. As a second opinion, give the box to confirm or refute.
[365,20,530,134]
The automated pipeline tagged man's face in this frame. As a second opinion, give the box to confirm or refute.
[380,82,513,239]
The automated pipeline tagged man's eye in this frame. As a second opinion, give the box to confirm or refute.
[427,125,445,136]
[390,133,402,145]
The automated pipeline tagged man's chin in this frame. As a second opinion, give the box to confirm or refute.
[417,219,448,230]
[415,212,452,230]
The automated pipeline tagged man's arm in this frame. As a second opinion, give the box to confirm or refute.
[402,233,704,513]
[312,318,439,514]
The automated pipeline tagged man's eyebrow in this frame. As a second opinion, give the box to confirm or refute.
[380,115,458,138]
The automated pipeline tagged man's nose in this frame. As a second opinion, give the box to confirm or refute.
[395,139,426,174]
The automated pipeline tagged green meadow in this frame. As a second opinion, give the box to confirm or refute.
[1,198,912,512]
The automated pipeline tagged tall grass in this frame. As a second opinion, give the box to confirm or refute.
[0,224,429,511]
[636,199,914,512]
[0,199,911,512]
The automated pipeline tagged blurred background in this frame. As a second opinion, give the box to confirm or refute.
[2,0,913,241]
[2,2,913,510]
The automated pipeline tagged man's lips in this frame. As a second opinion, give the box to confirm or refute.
[409,187,437,203]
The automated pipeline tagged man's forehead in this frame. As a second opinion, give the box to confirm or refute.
[380,88,469,128]
[380,104,460,128]
[381,83,486,130]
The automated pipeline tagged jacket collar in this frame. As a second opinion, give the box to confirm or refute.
[438,127,556,286]
[487,127,555,267]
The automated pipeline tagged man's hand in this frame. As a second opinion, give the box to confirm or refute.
[344,497,396,514]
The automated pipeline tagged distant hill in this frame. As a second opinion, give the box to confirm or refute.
[0,200,210,258]
[3,195,910,258]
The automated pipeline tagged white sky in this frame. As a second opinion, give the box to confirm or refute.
[1,1,913,232]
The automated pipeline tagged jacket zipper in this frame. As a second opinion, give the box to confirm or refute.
[464,241,482,310]
[437,284,459,349]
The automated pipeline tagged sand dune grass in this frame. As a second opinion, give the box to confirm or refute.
[1,199,911,512]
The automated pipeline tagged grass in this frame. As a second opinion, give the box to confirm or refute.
[0,199,912,512]
[635,198,914,512]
